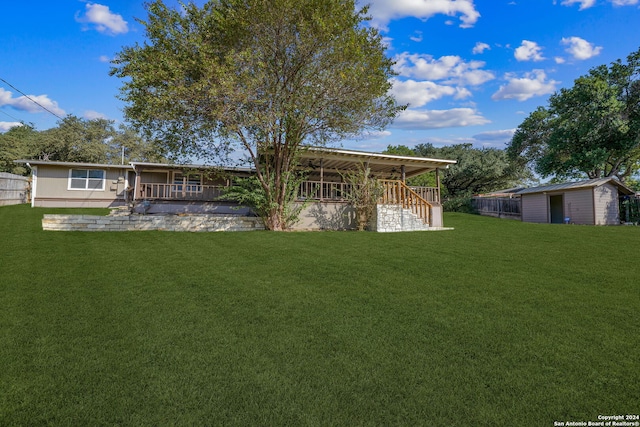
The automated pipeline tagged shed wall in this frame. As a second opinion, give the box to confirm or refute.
[564,189,594,225]
[521,193,547,223]
[594,183,620,225]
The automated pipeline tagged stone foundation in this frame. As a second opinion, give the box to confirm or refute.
[372,204,430,232]
[42,214,265,232]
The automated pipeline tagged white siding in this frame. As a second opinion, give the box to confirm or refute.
[521,193,548,223]
[593,183,620,225]
[564,189,594,225]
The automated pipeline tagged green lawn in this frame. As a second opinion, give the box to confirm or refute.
[1,204,638,426]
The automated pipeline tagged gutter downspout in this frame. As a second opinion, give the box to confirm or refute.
[26,163,36,208]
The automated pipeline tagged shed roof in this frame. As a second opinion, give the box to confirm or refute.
[516,178,635,196]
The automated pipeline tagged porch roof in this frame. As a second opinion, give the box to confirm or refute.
[298,147,457,178]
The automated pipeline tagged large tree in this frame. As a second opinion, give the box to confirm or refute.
[507,48,640,182]
[111,0,402,230]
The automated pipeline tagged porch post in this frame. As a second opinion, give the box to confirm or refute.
[134,166,141,200]
[320,158,324,202]
[436,168,441,203]
[401,165,406,182]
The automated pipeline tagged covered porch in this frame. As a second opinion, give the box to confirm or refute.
[130,147,456,229]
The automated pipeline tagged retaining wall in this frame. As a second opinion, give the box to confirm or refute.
[42,214,265,232]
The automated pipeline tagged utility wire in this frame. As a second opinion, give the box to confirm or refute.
[0,77,65,121]
[0,108,24,123]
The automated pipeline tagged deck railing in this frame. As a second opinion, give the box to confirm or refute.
[409,186,440,203]
[379,180,433,225]
[138,181,440,211]
[297,181,354,201]
[139,183,227,200]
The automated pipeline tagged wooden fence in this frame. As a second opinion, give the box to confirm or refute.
[472,196,521,220]
[620,196,640,223]
[0,172,30,206]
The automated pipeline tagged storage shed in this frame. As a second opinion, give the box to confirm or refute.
[518,178,635,225]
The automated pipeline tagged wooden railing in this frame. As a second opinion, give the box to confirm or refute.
[138,181,440,216]
[139,183,227,200]
[410,186,439,203]
[379,180,433,225]
[297,181,354,201]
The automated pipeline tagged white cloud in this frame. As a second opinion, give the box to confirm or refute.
[492,70,559,101]
[610,0,639,4]
[394,53,495,86]
[514,40,545,62]
[367,0,480,30]
[0,88,66,116]
[391,79,459,108]
[561,36,602,60]
[84,110,108,120]
[393,108,490,130]
[99,55,110,63]
[561,0,596,9]
[409,31,423,42]
[0,88,12,105]
[472,42,490,54]
[554,56,566,64]
[76,3,128,35]
[561,0,638,7]
[472,129,516,146]
[0,122,23,132]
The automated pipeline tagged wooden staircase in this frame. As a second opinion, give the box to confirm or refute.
[379,180,433,226]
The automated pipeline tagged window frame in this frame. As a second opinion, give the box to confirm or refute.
[68,168,106,191]
[172,172,203,193]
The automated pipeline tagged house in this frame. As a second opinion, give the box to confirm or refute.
[17,147,457,231]
[516,178,634,225]
[19,160,132,208]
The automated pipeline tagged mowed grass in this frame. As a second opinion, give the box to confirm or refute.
[0,204,638,426]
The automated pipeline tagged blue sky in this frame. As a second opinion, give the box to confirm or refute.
[1,0,639,154]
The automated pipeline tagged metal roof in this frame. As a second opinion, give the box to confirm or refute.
[15,160,133,169]
[298,146,457,178]
[516,178,635,196]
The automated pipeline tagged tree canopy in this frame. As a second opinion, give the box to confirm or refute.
[0,117,164,175]
[507,48,640,182]
[111,0,403,230]
[385,143,530,201]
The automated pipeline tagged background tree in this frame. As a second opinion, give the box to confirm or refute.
[385,143,530,211]
[0,117,164,174]
[111,0,402,230]
[0,124,38,174]
[507,47,640,182]
[36,116,115,163]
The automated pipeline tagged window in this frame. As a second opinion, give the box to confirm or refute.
[172,173,202,193]
[68,169,105,190]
